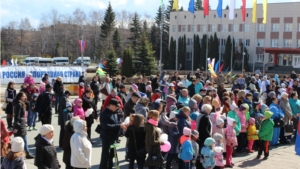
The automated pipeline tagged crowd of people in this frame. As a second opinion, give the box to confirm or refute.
[1,69,300,169]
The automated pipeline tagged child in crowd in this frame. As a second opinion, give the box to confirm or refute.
[28,93,39,131]
[79,82,85,98]
[179,127,193,169]
[220,115,227,128]
[63,102,74,124]
[200,137,216,169]
[257,111,274,160]
[167,111,179,169]
[213,133,224,169]
[225,117,238,167]
[237,104,248,153]
[213,117,226,148]
[191,130,199,169]
[73,98,85,120]
[247,117,259,153]
[146,85,152,101]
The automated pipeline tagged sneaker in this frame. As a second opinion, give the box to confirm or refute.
[263,156,268,160]
[33,127,37,130]
[26,153,35,159]
[256,155,261,159]
[27,127,31,131]
[248,150,254,153]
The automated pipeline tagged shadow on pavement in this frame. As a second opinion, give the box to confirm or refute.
[237,158,262,168]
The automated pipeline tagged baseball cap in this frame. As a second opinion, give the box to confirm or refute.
[109,98,120,107]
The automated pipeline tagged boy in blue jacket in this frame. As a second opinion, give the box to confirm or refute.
[179,127,193,169]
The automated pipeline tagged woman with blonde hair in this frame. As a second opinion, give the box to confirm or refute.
[237,90,246,107]
[2,137,27,169]
[203,96,212,105]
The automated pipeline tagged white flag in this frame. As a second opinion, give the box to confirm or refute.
[229,0,235,20]
[11,58,14,66]
[15,58,18,66]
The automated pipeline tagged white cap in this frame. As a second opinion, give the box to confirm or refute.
[11,137,24,152]
[40,124,54,136]
[206,80,210,83]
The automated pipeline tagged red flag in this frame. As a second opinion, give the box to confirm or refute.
[203,0,209,16]
[242,0,246,21]
[220,63,225,71]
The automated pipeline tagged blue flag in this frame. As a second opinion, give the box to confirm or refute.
[217,0,223,18]
[188,0,194,14]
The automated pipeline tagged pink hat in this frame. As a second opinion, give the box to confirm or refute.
[74,98,82,105]
[249,117,255,125]
[183,127,191,136]
[132,84,138,91]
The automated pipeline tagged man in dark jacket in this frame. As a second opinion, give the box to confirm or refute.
[171,71,181,82]
[136,77,146,93]
[90,76,100,110]
[123,92,141,118]
[58,90,71,148]
[42,73,49,83]
[188,79,196,97]
[118,85,127,105]
[36,84,53,125]
[53,76,64,114]
[151,74,160,92]
[100,99,125,169]
[78,71,86,85]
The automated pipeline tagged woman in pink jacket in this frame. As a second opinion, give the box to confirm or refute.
[237,104,248,153]
[73,98,85,120]
[24,73,35,85]
[225,117,238,168]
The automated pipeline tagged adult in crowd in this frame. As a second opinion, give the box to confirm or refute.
[178,89,190,106]
[53,76,64,114]
[1,137,27,169]
[4,81,16,129]
[136,77,146,93]
[12,91,34,159]
[255,74,261,92]
[90,76,100,110]
[291,70,297,79]
[34,125,60,169]
[279,92,292,144]
[151,89,162,103]
[70,119,92,169]
[82,89,97,143]
[269,98,284,146]
[261,76,268,93]
[78,71,86,85]
[289,91,300,139]
[101,77,111,104]
[35,84,53,125]
[195,69,201,78]
[134,97,150,119]
[42,73,49,83]
[151,74,160,92]
[100,99,125,169]
[195,77,204,95]
[237,74,246,89]
[171,71,181,82]
[118,85,127,105]
[124,92,141,118]
[102,89,124,111]
[58,90,71,148]
[95,72,102,84]
[125,114,146,169]
[188,79,196,97]
[216,72,225,87]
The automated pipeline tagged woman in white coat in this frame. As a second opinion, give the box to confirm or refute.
[70,119,92,169]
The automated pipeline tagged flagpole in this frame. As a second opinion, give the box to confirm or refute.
[230,12,234,86]
[192,14,194,75]
[219,15,223,72]
[242,21,245,74]
[81,26,84,67]
[205,15,209,76]
[176,9,179,70]
[253,21,257,74]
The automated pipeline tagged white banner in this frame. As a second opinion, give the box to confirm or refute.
[0,66,87,84]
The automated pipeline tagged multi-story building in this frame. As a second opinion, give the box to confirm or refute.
[169,2,300,72]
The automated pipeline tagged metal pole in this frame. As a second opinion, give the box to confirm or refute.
[159,5,164,74]
[219,16,223,72]
[205,15,209,75]
[230,17,234,86]
[253,22,257,74]
[192,14,194,75]
[81,26,84,67]
[242,22,245,74]
[176,10,179,70]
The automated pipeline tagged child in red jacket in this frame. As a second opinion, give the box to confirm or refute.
[79,82,85,98]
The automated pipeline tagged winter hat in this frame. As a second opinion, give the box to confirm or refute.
[213,133,223,141]
[40,124,54,136]
[132,84,138,91]
[146,85,152,91]
[177,82,183,87]
[74,98,82,105]
[191,130,199,137]
[230,103,238,111]
[204,137,216,146]
[183,127,191,136]
[220,115,227,121]
[264,111,273,119]
[176,102,185,109]
[257,113,264,118]
[227,117,236,126]
[66,102,72,108]
[279,88,286,93]
[249,117,255,125]
[11,137,24,152]
[79,82,85,87]
[169,111,178,120]
[242,103,249,110]
[216,117,224,126]
[239,104,247,111]
[261,104,269,113]
[268,91,276,98]
[190,112,199,121]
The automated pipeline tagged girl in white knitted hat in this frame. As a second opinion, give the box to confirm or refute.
[2,137,27,169]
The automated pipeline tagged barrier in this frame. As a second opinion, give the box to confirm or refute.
[0,66,87,84]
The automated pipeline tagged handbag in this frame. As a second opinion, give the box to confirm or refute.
[285,121,294,133]
[2,102,7,111]
[100,84,108,96]
[132,130,147,157]
[144,146,164,167]
[95,124,102,134]
[273,118,284,127]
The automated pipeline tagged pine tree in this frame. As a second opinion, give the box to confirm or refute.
[178,35,186,70]
[98,2,116,57]
[213,33,219,63]
[195,0,203,10]
[193,35,201,70]
[200,34,207,69]
[240,43,249,71]
[150,25,159,60]
[129,12,142,56]
[142,20,150,40]
[208,35,214,60]
[168,37,176,69]
[121,48,133,77]
[104,50,119,77]
[225,5,229,10]
[224,35,232,70]
[112,29,122,57]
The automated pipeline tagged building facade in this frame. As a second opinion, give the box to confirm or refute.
[169,2,300,71]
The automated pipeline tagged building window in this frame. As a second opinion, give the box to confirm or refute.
[233,24,239,32]
[200,38,202,45]
[221,39,226,46]
[283,39,292,47]
[190,25,195,32]
[245,24,251,32]
[235,14,237,17]
[194,15,196,18]
[184,15,186,19]
[257,54,264,62]
[298,23,300,32]
[175,16,177,19]
[245,39,250,46]
[182,25,186,32]
[187,38,192,45]
[284,23,292,32]
[214,14,216,18]
[224,14,226,18]
[257,39,264,47]
[271,23,279,32]
[297,39,300,47]
[271,39,279,47]
[200,25,206,32]
[258,24,265,32]
[172,25,177,32]
[222,25,228,32]
[211,25,217,32]
[186,52,191,60]
[246,13,248,17]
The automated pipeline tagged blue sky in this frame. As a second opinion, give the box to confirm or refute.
[1,0,299,28]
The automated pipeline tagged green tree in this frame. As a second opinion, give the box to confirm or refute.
[121,48,133,77]
[168,37,176,69]
[200,34,207,69]
[224,35,232,70]
[240,43,249,71]
[128,12,142,56]
[208,35,214,60]
[142,20,150,40]
[225,5,229,9]
[104,50,119,77]
[178,35,186,70]
[193,34,201,70]
[112,29,122,57]
[98,2,116,57]
[195,0,203,10]
[213,32,219,63]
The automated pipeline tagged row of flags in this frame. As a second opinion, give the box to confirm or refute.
[172,0,268,24]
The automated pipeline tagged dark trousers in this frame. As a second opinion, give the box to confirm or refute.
[166,153,177,165]
[41,115,52,125]
[257,140,270,157]
[183,162,190,169]
[99,139,115,169]
[237,132,246,152]
[280,126,287,143]
[214,166,222,169]
[6,114,13,128]
[87,122,92,140]
[59,124,65,147]
[129,157,145,169]
[64,163,72,169]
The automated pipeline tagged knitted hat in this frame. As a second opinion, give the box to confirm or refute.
[268,91,276,98]
[40,124,54,136]
[264,111,273,119]
[183,127,191,136]
[227,117,236,126]
[213,133,223,141]
[11,137,24,152]
[79,82,85,87]
[261,104,269,113]
[257,113,264,118]
[242,103,249,110]
[146,85,152,91]
[191,130,199,137]
[169,111,178,120]
[66,102,72,107]
[230,103,238,111]
[204,137,216,146]
[249,117,255,125]
[220,115,227,120]
[239,104,247,111]
[190,112,199,121]
[216,117,224,125]
[132,84,138,91]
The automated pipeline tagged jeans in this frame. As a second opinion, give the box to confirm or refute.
[99,139,115,169]
[270,127,280,145]
[55,95,60,113]
[28,110,37,127]
[166,153,177,165]
[21,135,30,153]
[183,162,190,169]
